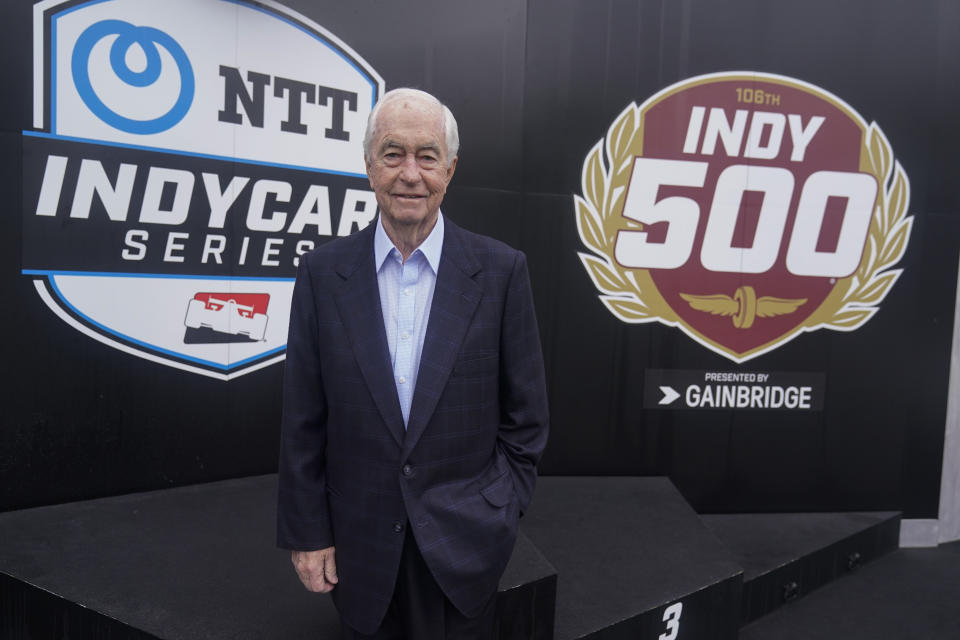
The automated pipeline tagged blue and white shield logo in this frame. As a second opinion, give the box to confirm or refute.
[23,0,384,379]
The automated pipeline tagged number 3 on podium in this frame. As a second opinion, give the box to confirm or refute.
[658,602,683,640]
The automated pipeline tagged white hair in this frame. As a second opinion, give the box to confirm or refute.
[363,88,459,166]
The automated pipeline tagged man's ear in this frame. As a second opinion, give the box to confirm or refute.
[445,156,458,183]
[365,155,375,188]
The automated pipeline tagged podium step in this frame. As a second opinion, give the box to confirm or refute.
[739,542,960,640]
[0,473,904,640]
[522,477,743,640]
[0,475,555,640]
[700,511,900,624]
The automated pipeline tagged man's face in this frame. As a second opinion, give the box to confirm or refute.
[365,99,457,232]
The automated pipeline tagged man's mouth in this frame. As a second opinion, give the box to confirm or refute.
[393,194,427,200]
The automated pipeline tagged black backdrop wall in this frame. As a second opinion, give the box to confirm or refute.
[1,0,958,519]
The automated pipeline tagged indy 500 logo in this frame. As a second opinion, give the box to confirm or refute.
[575,72,912,362]
[22,0,383,379]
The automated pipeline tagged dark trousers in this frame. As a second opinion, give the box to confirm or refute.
[341,527,497,640]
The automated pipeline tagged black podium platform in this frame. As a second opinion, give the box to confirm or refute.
[702,511,901,623]
[0,475,900,640]
[523,477,743,640]
[0,475,554,640]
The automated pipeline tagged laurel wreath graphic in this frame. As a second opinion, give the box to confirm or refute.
[574,103,675,325]
[574,102,912,353]
[817,122,913,331]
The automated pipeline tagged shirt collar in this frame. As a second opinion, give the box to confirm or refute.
[374,211,445,273]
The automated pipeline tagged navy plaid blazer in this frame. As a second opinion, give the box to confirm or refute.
[277,218,549,633]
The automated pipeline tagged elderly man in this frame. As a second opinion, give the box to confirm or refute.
[277,88,549,639]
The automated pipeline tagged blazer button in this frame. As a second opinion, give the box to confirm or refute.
[402,464,412,477]
[393,521,404,533]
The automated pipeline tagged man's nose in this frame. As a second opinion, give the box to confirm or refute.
[399,156,421,182]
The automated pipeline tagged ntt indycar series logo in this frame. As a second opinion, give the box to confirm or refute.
[575,72,912,362]
[22,0,383,379]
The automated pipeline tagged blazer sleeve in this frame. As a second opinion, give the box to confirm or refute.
[276,257,334,551]
[496,250,550,513]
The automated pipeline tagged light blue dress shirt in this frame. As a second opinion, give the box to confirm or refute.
[374,212,444,427]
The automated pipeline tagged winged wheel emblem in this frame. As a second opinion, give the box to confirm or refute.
[679,286,807,329]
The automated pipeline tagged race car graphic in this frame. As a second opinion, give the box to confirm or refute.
[183,293,270,342]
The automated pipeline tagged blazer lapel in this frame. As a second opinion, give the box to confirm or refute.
[332,227,406,449]
[402,224,482,459]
